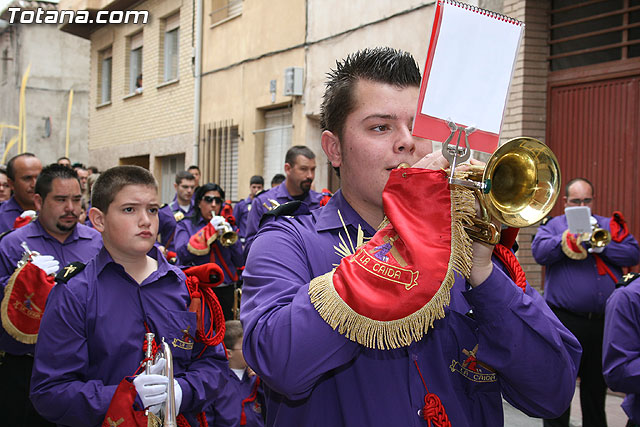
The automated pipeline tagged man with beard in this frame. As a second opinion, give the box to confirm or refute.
[0,164,102,426]
[243,146,323,257]
[0,153,43,233]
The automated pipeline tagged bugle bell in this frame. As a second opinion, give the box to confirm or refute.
[450,137,561,245]
[218,224,239,246]
[588,227,611,248]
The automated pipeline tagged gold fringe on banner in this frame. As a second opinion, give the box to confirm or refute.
[1,263,39,344]
[561,229,587,260]
[309,184,476,350]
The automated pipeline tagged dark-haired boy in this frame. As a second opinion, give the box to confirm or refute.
[30,165,228,426]
[209,320,264,426]
[241,47,581,426]
[0,164,101,426]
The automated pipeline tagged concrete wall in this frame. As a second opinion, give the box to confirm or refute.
[0,21,89,166]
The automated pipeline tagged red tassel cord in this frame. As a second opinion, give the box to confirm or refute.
[240,377,261,426]
[492,243,527,293]
[413,360,451,427]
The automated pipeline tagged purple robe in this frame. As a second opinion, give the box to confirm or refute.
[243,182,323,258]
[240,190,581,426]
[531,214,640,313]
[0,196,25,233]
[603,275,640,424]
[30,246,232,427]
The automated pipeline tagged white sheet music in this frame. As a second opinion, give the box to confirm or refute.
[421,2,523,134]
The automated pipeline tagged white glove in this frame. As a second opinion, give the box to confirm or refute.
[588,246,605,254]
[133,374,168,415]
[210,215,230,233]
[31,255,60,276]
[590,216,598,226]
[172,379,182,413]
[20,210,36,219]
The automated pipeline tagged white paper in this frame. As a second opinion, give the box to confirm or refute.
[565,206,592,235]
[421,3,523,133]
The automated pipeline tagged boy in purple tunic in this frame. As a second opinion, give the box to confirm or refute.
[603,273,640,427]
[209,320,265,426]
[30,165,230,427]
[240,47,582,427]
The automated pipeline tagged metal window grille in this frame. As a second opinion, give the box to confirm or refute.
[550,0,640,71]
[200,120,239,201]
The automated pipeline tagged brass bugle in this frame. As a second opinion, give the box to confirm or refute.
[218,224,239,246]
[589,227,611,248]
[444,137,561,245]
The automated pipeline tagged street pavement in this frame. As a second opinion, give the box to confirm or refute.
[503,384,628,426]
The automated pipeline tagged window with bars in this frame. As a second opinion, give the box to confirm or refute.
[550,0,640,71]
[163,13,180,82]
[200,121,239,201]
[98,47,112,104]
[210,0,243,26]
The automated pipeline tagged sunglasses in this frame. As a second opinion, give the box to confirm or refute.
[203,195,223,204]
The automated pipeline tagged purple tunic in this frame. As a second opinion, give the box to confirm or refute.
[174,215,243,284]
[210,369,265,427]
[233,196,252,239]
[240,190,581,426]
[603,275,640,424]
[0,196,24,233]
[531,214,640,313]
[30,246,230,427]
[158,201,194,251]
[243,183,323,258]
[0,220,102,355]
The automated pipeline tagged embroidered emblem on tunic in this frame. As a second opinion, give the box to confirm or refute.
[449,345,497,383]
[171,326,194,350]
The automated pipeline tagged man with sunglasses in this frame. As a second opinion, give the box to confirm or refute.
[532,177,640,427]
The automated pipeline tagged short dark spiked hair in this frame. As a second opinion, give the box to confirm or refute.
[320,47,421,139]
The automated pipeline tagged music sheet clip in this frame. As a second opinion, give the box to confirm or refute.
[441,120,476,185]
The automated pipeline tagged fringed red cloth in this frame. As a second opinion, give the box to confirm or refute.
[413,360,451,427]
[492,244,527,293]
[240,376,261,426]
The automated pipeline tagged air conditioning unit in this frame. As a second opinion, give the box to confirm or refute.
[284,67,303,96]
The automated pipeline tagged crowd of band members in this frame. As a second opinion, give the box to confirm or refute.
[0,52,638,427]
[0,145,326,426]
